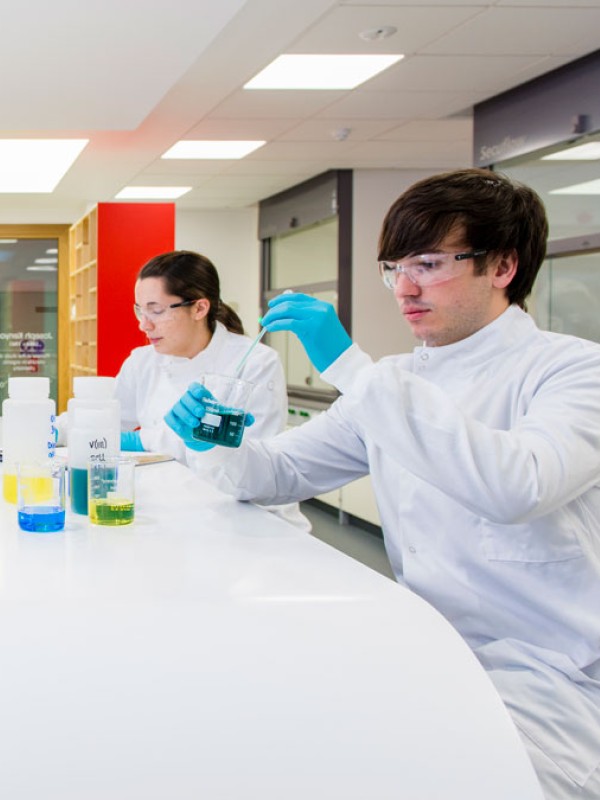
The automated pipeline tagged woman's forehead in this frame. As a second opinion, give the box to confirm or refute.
[135,276,172,301]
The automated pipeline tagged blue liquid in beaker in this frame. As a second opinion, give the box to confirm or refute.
[18,505,65,533]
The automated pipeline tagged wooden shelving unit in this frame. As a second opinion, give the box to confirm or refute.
[67,203,175,396]
[69,207,98,387]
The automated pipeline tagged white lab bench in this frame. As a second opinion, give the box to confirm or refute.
[0,459,542,800]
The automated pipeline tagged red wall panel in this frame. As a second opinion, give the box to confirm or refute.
[96,203,175,376]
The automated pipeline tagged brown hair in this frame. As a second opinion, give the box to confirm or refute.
[138,250,244,334]
[378,168,549,308]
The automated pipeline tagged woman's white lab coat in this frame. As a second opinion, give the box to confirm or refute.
[215,305,600,797]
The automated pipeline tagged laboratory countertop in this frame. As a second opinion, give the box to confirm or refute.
[0,460,543,800]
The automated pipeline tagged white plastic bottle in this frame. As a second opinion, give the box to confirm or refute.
[66,376,121,442]
[2,377,56,504]
[68,407,120,515]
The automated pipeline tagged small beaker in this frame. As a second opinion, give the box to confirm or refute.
[191,373,254,448]
[17,460,66,533]
[88,456,135,526]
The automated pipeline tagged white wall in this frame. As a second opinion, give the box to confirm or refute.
[351,168,439,360]
[176,207,262,337]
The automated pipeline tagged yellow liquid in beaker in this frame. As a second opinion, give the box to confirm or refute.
[3,473,53,505]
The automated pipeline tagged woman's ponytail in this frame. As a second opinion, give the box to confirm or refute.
[214,299,244,335]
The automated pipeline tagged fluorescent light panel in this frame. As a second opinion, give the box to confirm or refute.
[542,142,600,160]
[161,140,265,159]
[115,186,192,199]
[550,178,600,195]
[0,139,88,192]
[244,54,403,90]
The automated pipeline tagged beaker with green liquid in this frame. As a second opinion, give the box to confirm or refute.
[88,456,135,526]
[191,373,254,448]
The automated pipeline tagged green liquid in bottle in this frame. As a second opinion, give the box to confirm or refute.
[89,498,134,526]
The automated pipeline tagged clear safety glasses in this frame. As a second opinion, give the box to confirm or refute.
[378,249,488,289]
[133,299,196,322]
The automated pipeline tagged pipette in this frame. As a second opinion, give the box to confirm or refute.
[232,326,267,378]
[232,290,293,379]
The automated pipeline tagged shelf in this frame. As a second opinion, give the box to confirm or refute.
[69,365,97,374]
[72,259,97,276]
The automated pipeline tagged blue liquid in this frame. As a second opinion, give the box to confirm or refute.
[18,505,65,533]
[192,403,246,448]
[70,467,88,515]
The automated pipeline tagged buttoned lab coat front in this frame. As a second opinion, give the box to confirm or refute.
[215,305,600,792]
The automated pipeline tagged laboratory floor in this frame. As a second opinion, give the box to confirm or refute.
[300,500,395,581]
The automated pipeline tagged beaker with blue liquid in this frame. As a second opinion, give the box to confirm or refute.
[17,461,66,533]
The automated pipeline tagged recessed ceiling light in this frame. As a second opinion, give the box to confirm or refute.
[115,186,192,199]
[542,142,600,160]
[161,141,266,159]
[0,238,17,244]
[27,265,57,272]
[0,139,88,192]
[550,178,600,195]
[244,54,403,90]
[34,258,58,264]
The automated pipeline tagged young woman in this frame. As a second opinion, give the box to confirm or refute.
[117,250,308,529]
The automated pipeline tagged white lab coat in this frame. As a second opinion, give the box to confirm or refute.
[215,305,600,797]
[115,321,310,531]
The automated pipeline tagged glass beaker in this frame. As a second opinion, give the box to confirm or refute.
[191,373,254,448]
[17,460,66,533]
[88,456,135,526]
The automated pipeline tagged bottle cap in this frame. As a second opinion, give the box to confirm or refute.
[8,377,50,399]
[73,376,116,400]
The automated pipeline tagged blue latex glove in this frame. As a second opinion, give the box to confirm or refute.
[261,292,352,373]
[164,382,254,452]
[120,430,145,452]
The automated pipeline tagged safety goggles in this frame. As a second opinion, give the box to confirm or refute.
[378,249,488,289]
[133,299,196,322]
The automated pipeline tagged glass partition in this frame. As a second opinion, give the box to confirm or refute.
[0,237,59,404]
[530,251,600,343]
[270,218,338,289]
[495,138,600,345]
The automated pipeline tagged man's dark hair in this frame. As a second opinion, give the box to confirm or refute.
[378,168,549,308]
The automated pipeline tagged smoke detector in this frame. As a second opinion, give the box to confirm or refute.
[359,25,397,42]
[332,127,351,142]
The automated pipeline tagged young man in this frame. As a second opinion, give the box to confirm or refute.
[167,169,600,799]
